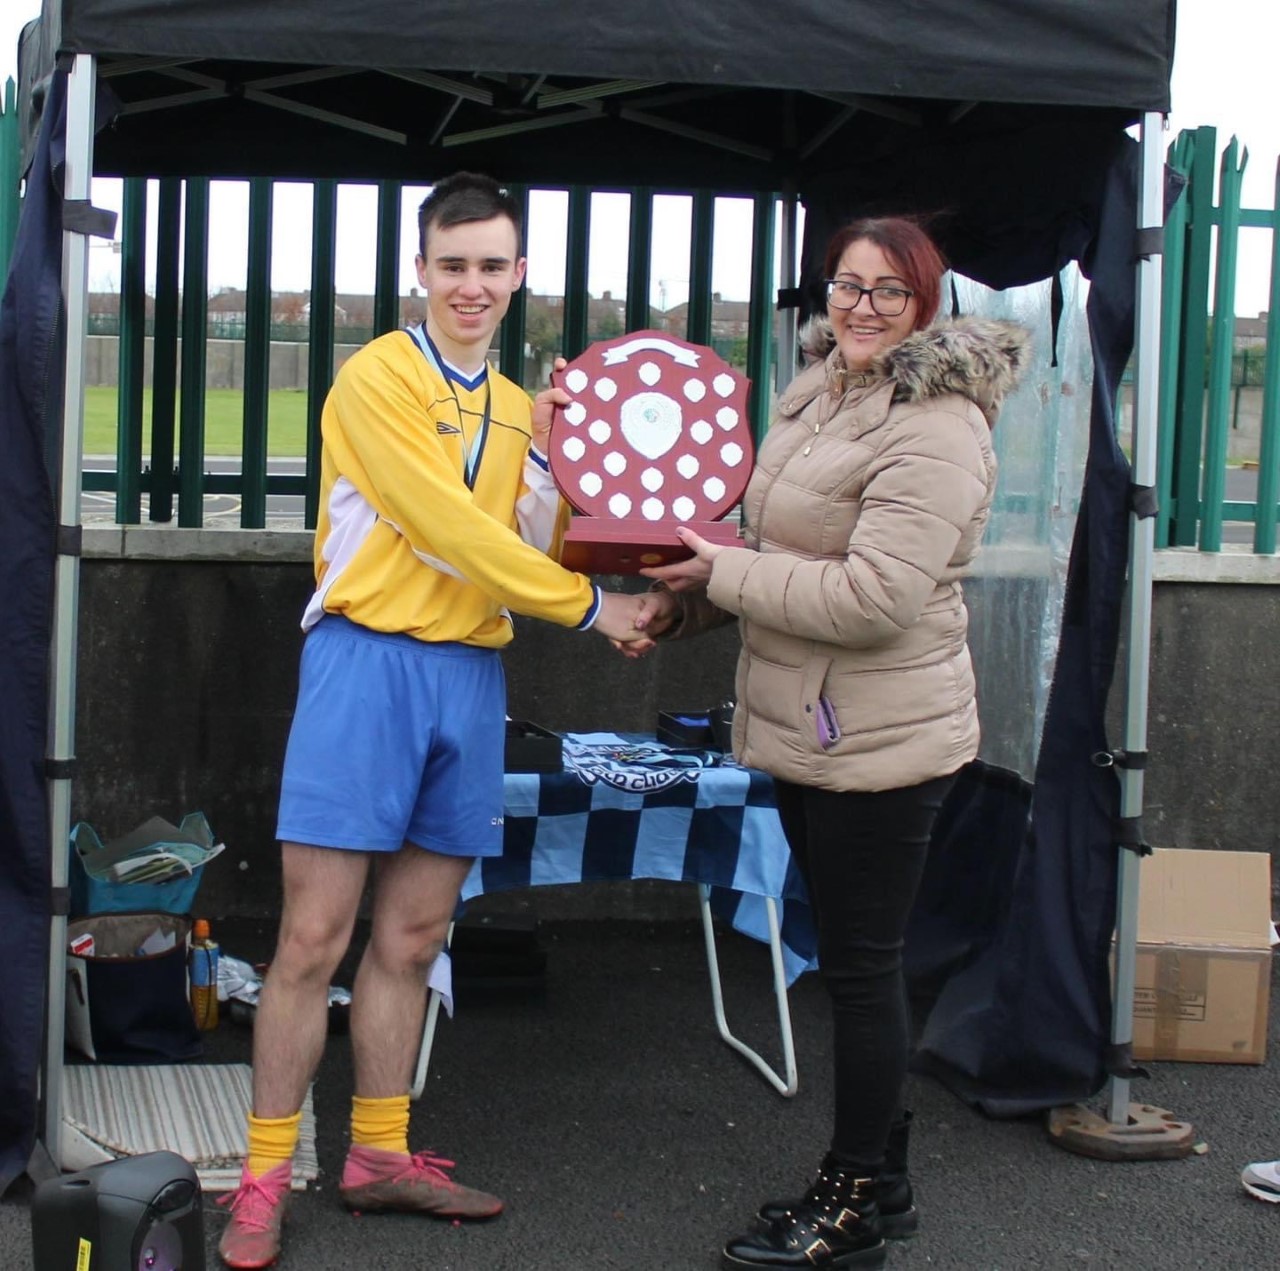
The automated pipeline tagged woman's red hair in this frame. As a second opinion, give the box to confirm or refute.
[823,217,947,331]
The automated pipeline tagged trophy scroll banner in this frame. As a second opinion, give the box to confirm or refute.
[549,331,755,574]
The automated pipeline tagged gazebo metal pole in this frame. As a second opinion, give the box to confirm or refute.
[1048,109,1192,1161]
[1107,111,1164,1126]
[42,51,98,1168]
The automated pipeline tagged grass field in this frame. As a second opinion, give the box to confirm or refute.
[85,386,310,457]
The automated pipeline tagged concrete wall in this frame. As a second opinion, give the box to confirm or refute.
[1140,553,1280,865]
[73,529,740,920]
[70,531,1280,923]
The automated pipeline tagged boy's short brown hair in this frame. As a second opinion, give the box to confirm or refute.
[418,173,523,257]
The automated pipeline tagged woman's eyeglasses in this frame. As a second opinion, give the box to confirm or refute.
[824,280,915,316]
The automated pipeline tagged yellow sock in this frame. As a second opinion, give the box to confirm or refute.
[246,1111,301,1178]
[350,1094,411,1155]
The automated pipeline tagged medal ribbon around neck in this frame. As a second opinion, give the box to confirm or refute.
[407,323,491,490]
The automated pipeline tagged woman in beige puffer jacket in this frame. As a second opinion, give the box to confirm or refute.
[637,217,1029,1271]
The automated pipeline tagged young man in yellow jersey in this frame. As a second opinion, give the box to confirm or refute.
[218,172,648,1268]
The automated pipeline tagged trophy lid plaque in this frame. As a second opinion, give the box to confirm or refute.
[549,330,755,574]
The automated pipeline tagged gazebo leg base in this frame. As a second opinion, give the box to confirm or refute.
[1046,1102,1197,1161]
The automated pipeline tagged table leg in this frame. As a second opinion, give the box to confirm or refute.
[412,904,800,1099]
[697,884,798,1097]
[410,921,454,1101]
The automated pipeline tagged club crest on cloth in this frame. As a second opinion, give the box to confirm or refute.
[563,736,715,793]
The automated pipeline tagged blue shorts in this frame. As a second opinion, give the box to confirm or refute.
[276,616,506,856]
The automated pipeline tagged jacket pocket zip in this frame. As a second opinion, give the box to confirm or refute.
[817,694,842,749]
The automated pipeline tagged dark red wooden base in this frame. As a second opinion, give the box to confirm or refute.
[560,518,744,574]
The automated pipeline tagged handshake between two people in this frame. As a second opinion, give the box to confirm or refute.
[590,524,723,659]
[593,589,677,653]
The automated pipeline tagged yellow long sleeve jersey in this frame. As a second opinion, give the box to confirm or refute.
[302,329,599,646]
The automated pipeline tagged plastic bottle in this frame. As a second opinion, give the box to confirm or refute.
[189,918,220,1030]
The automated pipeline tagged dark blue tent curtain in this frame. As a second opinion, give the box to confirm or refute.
[0,62,67,1194]
[910,145,1143,1115]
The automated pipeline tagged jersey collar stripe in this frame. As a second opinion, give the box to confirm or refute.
[406,323,488,391]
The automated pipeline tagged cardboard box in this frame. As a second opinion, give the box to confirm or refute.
[1129,848,1272,1064]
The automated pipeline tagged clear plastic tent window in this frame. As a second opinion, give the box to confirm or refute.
[955,266,1092,779]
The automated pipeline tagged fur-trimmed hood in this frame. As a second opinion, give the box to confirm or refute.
[798,315,1031,426]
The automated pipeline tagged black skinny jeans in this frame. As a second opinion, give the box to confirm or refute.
[773,772,955,1172]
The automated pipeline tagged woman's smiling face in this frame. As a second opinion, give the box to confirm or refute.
[827,238,919,372]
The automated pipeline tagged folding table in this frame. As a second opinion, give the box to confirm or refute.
[413,733,817,1098]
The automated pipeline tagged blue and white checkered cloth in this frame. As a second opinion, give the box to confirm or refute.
[461,733,817,984]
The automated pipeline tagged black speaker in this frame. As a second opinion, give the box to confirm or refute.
[31,1151,205,1270]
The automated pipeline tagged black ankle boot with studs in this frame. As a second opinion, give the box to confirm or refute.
[756,1113,917,1240]
[722,1155,885,1269]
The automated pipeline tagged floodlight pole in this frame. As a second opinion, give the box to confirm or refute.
[41,51,98,1170]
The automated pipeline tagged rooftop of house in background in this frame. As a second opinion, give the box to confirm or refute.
[1234,312,1270,346]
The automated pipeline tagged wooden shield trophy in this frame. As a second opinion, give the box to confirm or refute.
[548,331,754,573]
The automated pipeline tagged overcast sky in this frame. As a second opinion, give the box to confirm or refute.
[4,2,1279,313]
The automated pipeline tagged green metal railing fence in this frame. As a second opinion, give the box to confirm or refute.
[12,128,1275,551]
[79,180,782,530]
[1160,127,1280,552]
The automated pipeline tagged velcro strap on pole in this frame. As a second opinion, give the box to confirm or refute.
[1091,749,1149,770]
[1134,227,1164,260]
[1101,749,1149,770]
[1130,484,1159,519]
[1117,816,1152,856]
[776,287,802,310]
[63,199,118,240]
[57,525,83,557]
[1103,1042,1150,1080]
